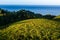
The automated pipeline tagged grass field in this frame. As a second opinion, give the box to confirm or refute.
[0,19,60,40]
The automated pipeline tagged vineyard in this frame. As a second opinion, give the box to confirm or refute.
[0,19,60,40]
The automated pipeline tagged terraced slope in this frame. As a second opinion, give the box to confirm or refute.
[0,19,60,40]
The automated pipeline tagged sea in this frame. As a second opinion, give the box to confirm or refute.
[0,5,60,15]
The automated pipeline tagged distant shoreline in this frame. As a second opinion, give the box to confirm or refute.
[0,5,60,15]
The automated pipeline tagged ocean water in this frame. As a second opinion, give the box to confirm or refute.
[0,5,60,15]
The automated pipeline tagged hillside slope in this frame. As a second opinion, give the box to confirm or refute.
[53,16,60,21]
[0,19,60,40]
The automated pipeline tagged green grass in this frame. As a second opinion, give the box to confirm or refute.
[54,15,60,21]
[54,15,60,19]
[0,19,60,40]
[54,15,60,20]
[0,14,3,16]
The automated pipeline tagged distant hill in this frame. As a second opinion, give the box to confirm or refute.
[54,15,60,21]
[54,15,60,19]
[0,19,60,40]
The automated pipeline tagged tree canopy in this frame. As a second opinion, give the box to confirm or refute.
[0,9,57,28]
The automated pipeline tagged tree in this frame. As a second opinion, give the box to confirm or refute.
[43,14,56,19]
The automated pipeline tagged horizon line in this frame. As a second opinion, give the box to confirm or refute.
[0,4,60,6]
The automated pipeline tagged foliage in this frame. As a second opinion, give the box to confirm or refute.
[0,9,56,27]
[43,14,56,19]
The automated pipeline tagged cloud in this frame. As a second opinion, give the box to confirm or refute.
[0,0,60,5]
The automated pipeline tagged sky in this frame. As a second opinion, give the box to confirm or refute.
[0,0,60,5]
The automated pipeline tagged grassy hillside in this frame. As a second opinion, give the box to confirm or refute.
[54,15,60,19]
[54,15,60,18]
[0,19,60,40]
[54,15,60,21]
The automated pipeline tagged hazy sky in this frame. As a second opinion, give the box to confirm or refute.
[0,0,60,5]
